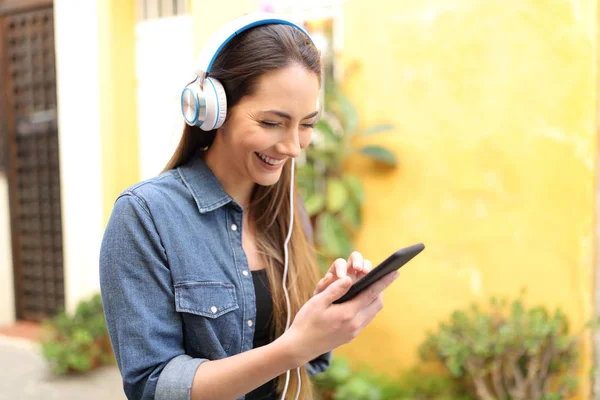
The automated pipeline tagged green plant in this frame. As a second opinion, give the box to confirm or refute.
[393,367,473,400]
[41,293,115,375]
[297,80,397,270]
[312,357,472,400]
[418,293,600,400]
[312,357,397,400]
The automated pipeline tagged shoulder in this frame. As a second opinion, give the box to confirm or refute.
[103,169,191,241]
[114,169,187,213]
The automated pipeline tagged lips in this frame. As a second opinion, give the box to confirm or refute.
[255,152,285,166]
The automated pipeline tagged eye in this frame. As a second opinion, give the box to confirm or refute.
[260,121,282,128]
[301,123,315,129]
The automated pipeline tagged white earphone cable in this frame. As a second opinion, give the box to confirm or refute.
[280,158,300,400]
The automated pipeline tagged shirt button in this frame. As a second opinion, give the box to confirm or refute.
[231,223,238,231]
[242,270,249,276]
[211,306,218,314]
[247,320,253,327]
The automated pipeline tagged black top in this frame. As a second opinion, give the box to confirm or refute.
[245,269,278,400]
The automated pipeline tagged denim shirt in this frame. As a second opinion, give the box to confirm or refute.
[99,151,332,400]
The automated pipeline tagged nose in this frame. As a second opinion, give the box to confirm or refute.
[276,128,301,158]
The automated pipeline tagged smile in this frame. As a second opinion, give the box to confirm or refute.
[255,152,285,166]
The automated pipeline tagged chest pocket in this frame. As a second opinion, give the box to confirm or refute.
[174,281,240,355]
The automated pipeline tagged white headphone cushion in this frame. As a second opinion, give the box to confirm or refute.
[200,77,227,131]
[213,78,227,128]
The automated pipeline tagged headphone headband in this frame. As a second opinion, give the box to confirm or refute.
[193,12,315,81]
[182,12,315,131]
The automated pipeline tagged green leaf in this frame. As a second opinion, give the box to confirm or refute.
[316,253,330,273]
[73,328,93,346]
[296,163,318,180]
[315,119,341,145]
[358,145,397,166]
[327,358,352,384]
[316,212,353,258]
[41,342,62,360]
[360,124,395,137]
[304,193,326,216]
[326,178,348,213]
[335,92,359,134]
[336,375,382,399]
[68,352,92,372]
[343,174,365,205]
[308,147,337,166]
[340,200,361,232]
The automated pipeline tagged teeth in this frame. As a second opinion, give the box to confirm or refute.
[257,153,284,166]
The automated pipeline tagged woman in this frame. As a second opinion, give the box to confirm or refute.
[99,12,399,400]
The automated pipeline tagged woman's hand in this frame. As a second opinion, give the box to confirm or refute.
[313,251,373,296]
[282,265,399,367]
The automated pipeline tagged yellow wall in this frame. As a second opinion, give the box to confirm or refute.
[340,0,596,398]
[98,0,139,225]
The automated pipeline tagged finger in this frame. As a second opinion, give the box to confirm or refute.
[314,273,334,295]
[313,279,326,296]
[355,293,385,330]
[324,272,334,284]
[333,258,348,278]
[318,275,352,305]
[353,270,398,310]
[324,263,337,276]
[347,251,364,273]
[321,272,334,286]
[361,259,373,275]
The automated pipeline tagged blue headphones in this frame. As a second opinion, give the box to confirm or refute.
[180,12,316,131]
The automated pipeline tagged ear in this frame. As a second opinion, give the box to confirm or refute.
[216,125,227,137]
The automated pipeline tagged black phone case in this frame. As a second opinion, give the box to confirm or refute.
[332,243,425,304]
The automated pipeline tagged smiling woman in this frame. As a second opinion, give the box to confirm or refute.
[99,12,396,400]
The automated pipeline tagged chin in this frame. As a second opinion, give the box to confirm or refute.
[253,172,283,187]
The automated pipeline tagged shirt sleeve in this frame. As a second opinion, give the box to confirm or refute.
[100,193,207,400]
[306,350,333,376]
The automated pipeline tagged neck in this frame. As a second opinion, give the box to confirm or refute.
[203,141,254,209]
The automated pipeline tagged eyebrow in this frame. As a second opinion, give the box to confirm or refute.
[263,110,319,120]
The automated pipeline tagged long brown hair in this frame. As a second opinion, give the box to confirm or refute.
[163,23,322,399]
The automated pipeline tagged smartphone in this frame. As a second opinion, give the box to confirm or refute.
[332,243,425,304]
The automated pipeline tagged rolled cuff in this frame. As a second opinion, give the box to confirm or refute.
[155,355,208,400]
[305,350,333,376]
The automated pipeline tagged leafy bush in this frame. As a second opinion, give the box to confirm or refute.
[312,357,471,400]
[394,368,473,400]
[40,293,115,374]
[314,294,598,400]
[419,294,599,400]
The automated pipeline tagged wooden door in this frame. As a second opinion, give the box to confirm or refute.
[0,0,64,321]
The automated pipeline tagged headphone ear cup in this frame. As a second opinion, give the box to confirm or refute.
[181,80,202,127]
[200,77,227,131]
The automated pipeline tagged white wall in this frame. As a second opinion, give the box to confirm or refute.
[0,172,15,326]
[136,16,194,180]
[53,0,105,313]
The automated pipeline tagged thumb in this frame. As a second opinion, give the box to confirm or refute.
[318,276,352,305]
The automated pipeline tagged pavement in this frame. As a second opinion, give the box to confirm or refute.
[0,335,126,400]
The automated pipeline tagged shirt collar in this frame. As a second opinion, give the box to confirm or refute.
[177,149,238,214]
